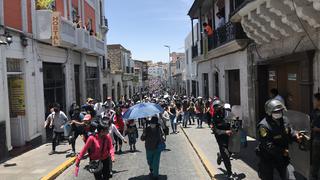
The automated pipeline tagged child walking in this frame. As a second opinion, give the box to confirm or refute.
[125,119,138,152]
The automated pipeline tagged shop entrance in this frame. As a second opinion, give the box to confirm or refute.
[7,59,26,147]
[257,51,314,119]
[43,63,66,113]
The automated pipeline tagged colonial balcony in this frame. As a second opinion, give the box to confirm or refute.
[210,22,247,50]
[36,10,76,47]
[36,10,105,56]
[234,0,320,45]
[192,22,249,61]
[74,28,90,51]
[87,36,105,56]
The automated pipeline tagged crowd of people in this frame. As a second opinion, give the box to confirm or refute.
[43,89,320,180]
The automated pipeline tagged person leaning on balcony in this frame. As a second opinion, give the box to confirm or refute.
[203,23,213,50]
[216,11,225,29]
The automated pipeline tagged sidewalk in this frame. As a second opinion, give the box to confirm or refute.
[181,123,308,180]
[0,139,83,180]
[181,124,259,180]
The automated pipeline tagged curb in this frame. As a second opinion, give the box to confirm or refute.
[180,126,217,180]
[41,157,76,180]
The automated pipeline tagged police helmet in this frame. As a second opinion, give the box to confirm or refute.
[265,99,286,116]
[212,99,224,108]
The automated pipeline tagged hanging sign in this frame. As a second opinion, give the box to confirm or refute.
[52,12,61,46]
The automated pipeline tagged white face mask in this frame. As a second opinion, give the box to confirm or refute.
[150,124,156,128]
[271,112,283,120]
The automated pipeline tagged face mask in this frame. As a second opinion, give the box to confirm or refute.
[272,112,283,120]
[150,124,156,128]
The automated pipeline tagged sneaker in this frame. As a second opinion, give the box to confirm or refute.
[217,153,222,165]
[48,150,56,155]
[133,145,136,151]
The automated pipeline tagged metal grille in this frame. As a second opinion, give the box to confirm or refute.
[7,59,22,72]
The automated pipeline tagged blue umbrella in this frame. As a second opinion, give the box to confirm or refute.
[122,103,164,120]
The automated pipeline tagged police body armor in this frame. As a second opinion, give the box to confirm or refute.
[256,116,295,165]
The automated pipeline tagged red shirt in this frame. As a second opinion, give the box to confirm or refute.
[205,25,213,36]
[76,134,112,165]
[114,115,125,131]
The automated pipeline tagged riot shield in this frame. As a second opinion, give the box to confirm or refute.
[284,110,310,178]
[227,109,242,153]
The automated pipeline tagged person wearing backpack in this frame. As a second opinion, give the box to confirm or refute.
[75,120,113,180]
[141,117,165,180]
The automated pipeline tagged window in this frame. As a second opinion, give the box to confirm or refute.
[86,67,99,99]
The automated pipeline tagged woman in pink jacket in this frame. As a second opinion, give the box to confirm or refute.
[75,120,113,180]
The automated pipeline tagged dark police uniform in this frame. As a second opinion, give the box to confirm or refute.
[212,109,232,176]
[257,116,297,180]
[310,108,320,179]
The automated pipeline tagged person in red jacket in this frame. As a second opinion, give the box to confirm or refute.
[113,106,125,153]
[75,120,113,180]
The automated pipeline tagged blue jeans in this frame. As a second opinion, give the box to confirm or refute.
[170,115,177,133]
[146,149,162,177]
[183,112,190,127]
[197,113,203,127]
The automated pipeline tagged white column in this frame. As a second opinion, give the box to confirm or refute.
[64,49,74,113]
[68,0,72,21]
[63,0,68,18]
[208,72,214,98]
[0,46,12,150]
[21,0,28,32]
[0,0,3,25]
[81,0,85,27]
[31,0,37,35]
[80,53,86,104]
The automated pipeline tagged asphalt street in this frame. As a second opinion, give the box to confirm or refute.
[57,127,211,180]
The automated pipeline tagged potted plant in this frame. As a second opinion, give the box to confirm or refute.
[36,0,55,10]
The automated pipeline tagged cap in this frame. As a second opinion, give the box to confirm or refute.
[107,96,112,100]
[87,98,93,102]
[224,103,231,110]
[83,114,92,121]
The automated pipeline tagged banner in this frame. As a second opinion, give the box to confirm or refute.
[52,12,61,46]
[8,77,25,117]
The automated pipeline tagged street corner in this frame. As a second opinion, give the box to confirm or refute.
[41,157,76,180]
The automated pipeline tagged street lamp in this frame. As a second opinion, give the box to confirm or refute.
[164,45,172,89]
[0,31,13,45]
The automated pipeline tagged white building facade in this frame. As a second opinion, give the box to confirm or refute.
[0,0,107,158]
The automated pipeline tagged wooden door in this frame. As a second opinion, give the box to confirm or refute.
[285,63,300,110]
[228,70,241,105]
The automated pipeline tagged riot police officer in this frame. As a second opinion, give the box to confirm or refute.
[256,99,302,180]
[211,100,233,178]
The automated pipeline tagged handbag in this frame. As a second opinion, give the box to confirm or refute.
[88,138,105,173]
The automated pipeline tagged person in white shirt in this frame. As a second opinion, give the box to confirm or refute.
[46,104,68,155]
[94,101,105,116]
[216,11,225,29]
